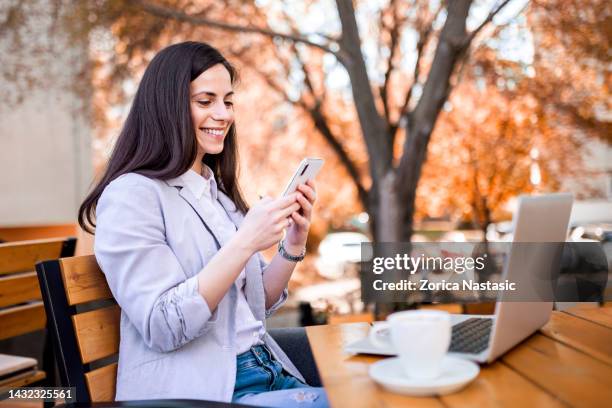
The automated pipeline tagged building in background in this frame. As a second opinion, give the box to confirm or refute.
[0,0,92,242]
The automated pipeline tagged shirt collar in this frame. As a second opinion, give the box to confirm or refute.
[178,165,218,201]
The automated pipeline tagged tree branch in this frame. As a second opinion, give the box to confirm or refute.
[279,9,326,106]
[249,51,369,209]
[447,0,522,101]
[465,0,513,45]
[135,0,342,59]
[302,31,341,44]
[292,45,320,106]
[292,49,368,207]
[391,3,442,139]
[379,0,402,124]
[300,101,369,208]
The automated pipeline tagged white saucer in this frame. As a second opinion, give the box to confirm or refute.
[369,356,479,397]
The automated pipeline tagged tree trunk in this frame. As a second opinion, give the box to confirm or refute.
[395,0,472,242]
[481,201,492,243]
[374,170,401,242]
[335,0,392,183]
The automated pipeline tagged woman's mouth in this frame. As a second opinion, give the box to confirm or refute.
[202,128,224,137]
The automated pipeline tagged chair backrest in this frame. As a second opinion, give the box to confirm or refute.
[0,237,76,341]
[36,255,118,403]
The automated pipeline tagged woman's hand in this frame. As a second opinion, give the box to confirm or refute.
[284,180,317,253]
[236,194,300,253]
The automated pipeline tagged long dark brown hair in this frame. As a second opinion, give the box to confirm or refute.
[78,41,248,234]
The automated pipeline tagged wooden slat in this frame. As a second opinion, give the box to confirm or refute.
[328,312,374,325]
[85,363,117,402]
[0,370,46,390]
[72,305,120,364]
[441,362,564,408]
[564,303,612,329]
[540,311,612,365]
[0,238,66,275]
[502,334,612,407]
[0,302,46,340]
[464,302,496,315]
[60,256,112,305]
[0,272,41,308]
[0,224,76,242]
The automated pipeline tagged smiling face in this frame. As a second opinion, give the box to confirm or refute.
[190,64,235,165]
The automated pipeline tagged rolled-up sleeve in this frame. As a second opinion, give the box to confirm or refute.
[258,252,289,317]
[94,177,212,352]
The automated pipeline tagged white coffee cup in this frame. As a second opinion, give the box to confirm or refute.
[369,310,451,379]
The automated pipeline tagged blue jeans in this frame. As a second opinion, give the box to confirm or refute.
[233,345,329,408]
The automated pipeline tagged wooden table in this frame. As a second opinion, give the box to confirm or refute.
[306,305,612,408]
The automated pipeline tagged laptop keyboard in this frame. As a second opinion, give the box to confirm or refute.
[449,317,493,354]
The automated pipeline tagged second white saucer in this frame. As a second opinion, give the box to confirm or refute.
[369,356,479,397]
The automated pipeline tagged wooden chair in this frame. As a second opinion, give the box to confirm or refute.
[36,254,323,404]
[0,237,76,393]
[36,255,118,403]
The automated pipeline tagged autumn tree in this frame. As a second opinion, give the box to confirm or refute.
[528,0,611,145]
[415,0,610,235]
[423,80,567,239]
[107,0,514,242]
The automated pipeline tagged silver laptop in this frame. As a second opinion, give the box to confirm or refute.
[346,193,574,363]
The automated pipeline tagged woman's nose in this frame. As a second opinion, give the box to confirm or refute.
[212,102,232,122]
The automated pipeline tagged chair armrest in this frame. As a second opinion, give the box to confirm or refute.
[268,327,322,387]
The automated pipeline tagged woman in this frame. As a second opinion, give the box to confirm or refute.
[78,41,328,408]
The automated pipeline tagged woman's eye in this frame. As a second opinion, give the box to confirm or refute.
[224,101,234,107]
[197,100,211,106]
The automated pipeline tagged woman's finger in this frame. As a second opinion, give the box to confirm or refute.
[291,211,310,228]
[274,217,291,233]
[297,183,316,203]
[305,180,316,200]
[296,193,312,218]
[269,193,298,210]
[278,202,301,220]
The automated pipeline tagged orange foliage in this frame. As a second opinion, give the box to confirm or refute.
[75,0,611,233]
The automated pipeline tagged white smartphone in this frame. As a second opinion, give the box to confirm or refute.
[282,158,324,197]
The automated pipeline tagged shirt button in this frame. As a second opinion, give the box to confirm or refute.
[252,332,258,337]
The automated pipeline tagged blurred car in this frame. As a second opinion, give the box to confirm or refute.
[411,233,430,242]
[569,223,612,243]
[486,221,514,242]
[315,232,370,279]
[569,223,612,277]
